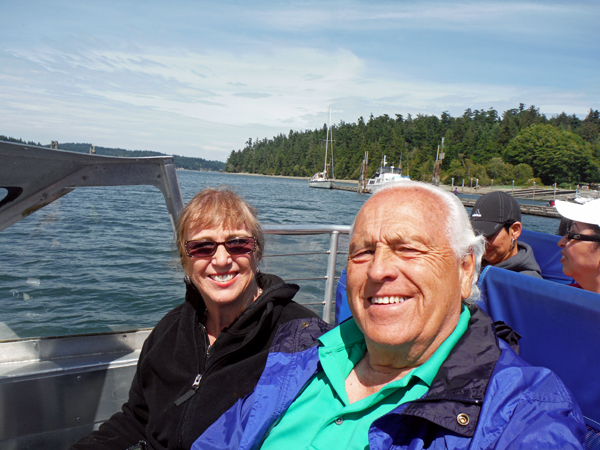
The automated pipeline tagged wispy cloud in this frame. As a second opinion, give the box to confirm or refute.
[239,1,594,37]
[233,93,271,99]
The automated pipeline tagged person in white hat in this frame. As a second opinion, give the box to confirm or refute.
[555,198,600,293]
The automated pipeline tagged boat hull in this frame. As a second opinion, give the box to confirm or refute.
[309,180,333,189]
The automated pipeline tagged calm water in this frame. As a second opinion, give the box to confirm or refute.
[0,172,560,340]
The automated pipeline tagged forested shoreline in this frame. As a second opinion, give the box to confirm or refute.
[0,137,226,172]
[225,105,600,188]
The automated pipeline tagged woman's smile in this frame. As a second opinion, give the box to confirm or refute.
[210,272,237,283]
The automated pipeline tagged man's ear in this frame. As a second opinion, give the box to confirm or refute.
[459,252,476,300]
[510,221,522,240]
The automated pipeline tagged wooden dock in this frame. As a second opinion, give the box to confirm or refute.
[510,188,577,199]
[331,184,364,193]
[459,198,560,219]
[331,183,561,218]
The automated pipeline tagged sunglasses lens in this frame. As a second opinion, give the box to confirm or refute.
[225,238,255,255]
[185,237,255,257]
[186,241,218,257]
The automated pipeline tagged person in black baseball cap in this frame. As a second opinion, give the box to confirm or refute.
[470,191,542,278]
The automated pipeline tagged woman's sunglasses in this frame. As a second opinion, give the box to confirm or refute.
[565,231,600,243]
[184,237,257,258]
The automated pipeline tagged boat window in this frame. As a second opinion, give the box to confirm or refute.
[0,188,6,204]
[0,185,183,340]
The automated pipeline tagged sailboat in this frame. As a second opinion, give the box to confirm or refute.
[309,107,334,189]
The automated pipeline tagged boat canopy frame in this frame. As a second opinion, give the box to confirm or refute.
[0,141,184,233]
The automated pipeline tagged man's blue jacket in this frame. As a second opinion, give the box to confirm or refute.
[192,305,586,450]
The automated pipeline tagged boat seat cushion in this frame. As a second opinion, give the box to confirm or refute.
[478,266,600,440]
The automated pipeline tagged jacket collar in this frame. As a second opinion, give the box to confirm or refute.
[184,277,206,313]
[400,304,502,437]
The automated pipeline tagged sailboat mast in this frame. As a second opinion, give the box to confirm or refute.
[328,106,334,180]
[323,118,328,174]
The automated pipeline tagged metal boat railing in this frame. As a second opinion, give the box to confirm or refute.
[262,224,351,323]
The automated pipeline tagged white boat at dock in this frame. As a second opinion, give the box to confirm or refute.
[308,171,333,189]
[366,155,410,188]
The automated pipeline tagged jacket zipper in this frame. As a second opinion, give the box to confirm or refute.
[174,374,202,406]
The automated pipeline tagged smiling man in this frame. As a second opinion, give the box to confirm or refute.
[192,181,585,450]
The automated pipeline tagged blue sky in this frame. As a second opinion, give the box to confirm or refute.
[1,1,598,162]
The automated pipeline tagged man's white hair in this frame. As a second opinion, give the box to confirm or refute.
[356,180,485,303]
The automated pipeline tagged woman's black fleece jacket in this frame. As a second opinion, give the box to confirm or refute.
[70,272,318,450]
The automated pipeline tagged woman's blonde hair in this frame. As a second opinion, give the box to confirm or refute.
[176,187,264,265]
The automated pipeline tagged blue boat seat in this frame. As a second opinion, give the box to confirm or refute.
[519,228,574,284]
[478,266,600,448]
[335,269,351,325]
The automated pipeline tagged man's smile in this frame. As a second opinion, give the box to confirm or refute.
[370,295,409,305]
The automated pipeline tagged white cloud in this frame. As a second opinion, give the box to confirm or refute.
[245,1,593,36]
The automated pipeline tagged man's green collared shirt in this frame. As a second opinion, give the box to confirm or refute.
[260,306,470,450]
